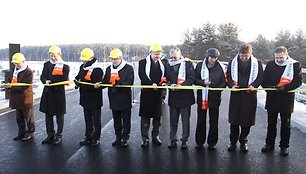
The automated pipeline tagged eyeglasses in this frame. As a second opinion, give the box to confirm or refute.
[275,56,286,60]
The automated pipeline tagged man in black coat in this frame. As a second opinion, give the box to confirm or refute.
[261,46,303,156]
[226,44,263,152]
[40,45,70,145]
[103,48,134,147]
[194,48,226,150]
[167,47,195,149]
[138,43,173,147]
[75,48,104,147]
[6,53,35,141]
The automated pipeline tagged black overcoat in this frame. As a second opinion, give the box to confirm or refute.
[194,60,226,109]
[262,60,302,113]
[226,57,263,126]
[168,61,195,108]
[75,58,104,109]
[138,57,173,118]
[103,63,134,110]
[39,61,69,115]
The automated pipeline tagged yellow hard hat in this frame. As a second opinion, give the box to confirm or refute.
[149,43,163,52]
[109,48,123,59]
[80,48,94,61]
[49,45,62,54]
[11,53,25,63]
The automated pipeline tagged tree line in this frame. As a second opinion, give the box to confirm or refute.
[180,22,306,67]
[0,22,305,67]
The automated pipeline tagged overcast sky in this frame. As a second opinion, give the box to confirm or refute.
[0,0,305,49]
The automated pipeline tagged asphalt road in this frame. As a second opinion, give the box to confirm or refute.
[1,88,306,174]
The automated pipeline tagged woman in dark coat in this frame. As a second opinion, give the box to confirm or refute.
[226,44,263,152]
[138,43,173,147]
[8,53,34,141]
[40,45,70,145]
[103,48,134,147]
[194,48,226,150]
[75,48,103,147]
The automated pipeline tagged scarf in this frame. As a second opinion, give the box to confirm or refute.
[200,59,227,110]
[275,57,297,87]
[169,57,189,85]
[110,59,127,85]
[231,55,258,86]
[50,59,65,76]
[11,65,27,83]
[83,60,101,81]
[145,55,166,84]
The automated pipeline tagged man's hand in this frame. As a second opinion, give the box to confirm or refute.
[152,83,158,90]
[171,84,181,91]
[204,79,211,86]
[94,82,100,89]
[3,84,11,89]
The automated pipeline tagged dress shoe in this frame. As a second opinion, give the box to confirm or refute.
[228,144,237,152]
[168,141,177,149]
[240,144,248,153]
[52,136,62,145]
[21,134,34,141]
[121,140,128,147]
[141,140,149,148]
[79,138,92,146]
[152,138,162,145]
[13,135,25,141]
[91,140,100,147]
[181,141,188,149]
[261,144,274,153]
[41,136,54,144]
[112,139,122,146]
[195,144,203,149]
[280,148,289,156]
[208,145,216,151]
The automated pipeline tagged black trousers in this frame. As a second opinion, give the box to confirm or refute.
[265,111,291,148]
[112,109,131,140]
[141,116,161,141]
[16,108,35,136]
[230,124,250,145]
[46,114,64,137]
[195,106,219,146]
[83,108,101,141]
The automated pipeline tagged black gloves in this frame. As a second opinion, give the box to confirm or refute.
[74,79,80,89]
[276,86,286,92]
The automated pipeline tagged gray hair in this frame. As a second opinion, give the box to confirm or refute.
[169,47,181,55]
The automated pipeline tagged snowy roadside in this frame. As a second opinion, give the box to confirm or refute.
[257,90,306,133]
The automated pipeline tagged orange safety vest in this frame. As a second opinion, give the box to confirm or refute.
[84,70,93,81]
[11,75,17,83]
[110,73,120,85]
[52,65,64,76]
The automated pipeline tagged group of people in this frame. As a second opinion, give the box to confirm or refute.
[6,43,302,157]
